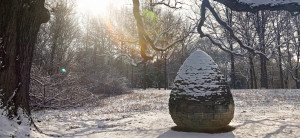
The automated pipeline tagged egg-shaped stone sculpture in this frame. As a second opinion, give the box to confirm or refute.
[169,50,234,131]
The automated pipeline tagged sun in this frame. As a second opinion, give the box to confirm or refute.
[76,0,112,16]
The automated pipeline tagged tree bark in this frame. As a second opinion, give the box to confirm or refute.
[158,52,163,90]
[132,0,153,61]
[0,0,49,118]
[49,32,58,75]
[181,41,185,64]
[287,42,292,88]
[143,63,147,90]
[225,8,236,89]
[249,53,257,89]
[273,12,284,89]
[164,53,168,90]
[294,17,300,88]
[255,11,268,88]
[277,46,284,88]
[229,47,235,88]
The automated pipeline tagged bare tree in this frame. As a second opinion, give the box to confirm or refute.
[48,1,78,75]
[132,0,191,62]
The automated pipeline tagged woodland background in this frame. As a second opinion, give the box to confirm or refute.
[30,0,300,109]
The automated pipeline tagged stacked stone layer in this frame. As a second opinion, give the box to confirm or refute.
[169,50,234,130]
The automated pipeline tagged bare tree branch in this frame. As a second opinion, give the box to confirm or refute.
[197,0,273,58]
[132,0,192,61]
[151,0,183,9]
[212,0,300,13]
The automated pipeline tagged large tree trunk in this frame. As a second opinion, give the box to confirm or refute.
[296,47,300,89]
[164,53,168,90]
[274,12,285,89]
[287,42,293,88]
[143,63,147,90]
[132,0,153,61]
[295,68,300,88]
[249,55,254,89]
[158,52,163,90]
[225,8,236,89]
[248,53,257,89]
[259,49,268,88]
[255,11,268,89]
[0,0,49,118]
[294,17,300,88]
[229,48,235,88]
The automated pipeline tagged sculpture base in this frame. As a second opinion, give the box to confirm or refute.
[171,125,235,134]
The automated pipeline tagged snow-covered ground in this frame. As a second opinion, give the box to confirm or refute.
[0,108,31,137]
[2,89,300,137]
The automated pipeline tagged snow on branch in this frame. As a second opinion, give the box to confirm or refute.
[6,83,22,105]
[213,0,300,14]
[197,0,273,58]
[204,34,246,56]
[151,0,184,9]
[144,28,192,52]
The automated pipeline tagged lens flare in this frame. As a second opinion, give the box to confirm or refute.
[61,68,67,73]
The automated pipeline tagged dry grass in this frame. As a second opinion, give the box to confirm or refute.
[96,89,170,114]
[233,89,300,108]
[96,89,300,114]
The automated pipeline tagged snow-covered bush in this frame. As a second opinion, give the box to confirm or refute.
[29,65,130,110]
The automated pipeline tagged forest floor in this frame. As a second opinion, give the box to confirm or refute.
[29,89,300,138]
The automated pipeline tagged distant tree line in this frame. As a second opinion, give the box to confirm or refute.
[193,0,300,89]
[1,0,300,129]
[30,1,300,110]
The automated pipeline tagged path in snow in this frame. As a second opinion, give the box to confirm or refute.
[31,89,300,138]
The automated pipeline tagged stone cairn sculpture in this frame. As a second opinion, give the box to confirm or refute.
[169,50,234,131]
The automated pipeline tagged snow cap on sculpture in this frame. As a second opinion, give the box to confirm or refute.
[172,50,226,98]
[169,50,234,131]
